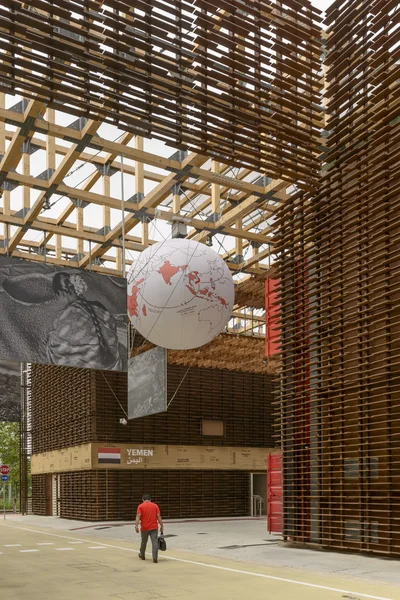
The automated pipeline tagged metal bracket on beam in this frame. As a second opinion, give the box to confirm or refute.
[127,192,145,203]
[166,150,193,176]
[75,132,94,153]
[136,208,154,223]
[37,245,48,257]
[96,225,111,235]
[229,255,244,265]
[1,178,19,192]
[124,203,154,222]
[68,117,89,131]
[205,212,221,223]
[251,241,262,249]
[20,116,37,137]
[8,99,30,114]
[21,140,40,155]
[69,253,85,262]
[0,158,19,189]
[254,191,279,203]
[170,164,194,179]
[13,207,30,219]
[168,149,189,162]
[37,171,58,209]
[95,162,118,177]
[253,175,272,187]
[93,257,105,266]
[70,198,90,209]
[100,239,113,250]
[36,168,56,181]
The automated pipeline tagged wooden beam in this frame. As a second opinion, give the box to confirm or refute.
[0,100,45,179]
[8,119,102,253]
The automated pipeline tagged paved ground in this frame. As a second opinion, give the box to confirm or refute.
[0,516,399,600]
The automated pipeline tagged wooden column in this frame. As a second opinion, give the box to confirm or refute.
[0,93,9,247]
[236,217,243,257]
[211,160,220,215]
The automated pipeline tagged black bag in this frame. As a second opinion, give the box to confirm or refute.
[158,534,167,551]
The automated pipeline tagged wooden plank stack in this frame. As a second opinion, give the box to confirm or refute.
[0,0,323,187]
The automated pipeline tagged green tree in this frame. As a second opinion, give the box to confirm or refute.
[0,422,20,499]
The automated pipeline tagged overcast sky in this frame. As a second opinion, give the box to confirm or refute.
[312,0,333,11]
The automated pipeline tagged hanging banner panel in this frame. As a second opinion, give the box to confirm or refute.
[0,361,20,422]
[0,256,127,372]
[128,346,167,419]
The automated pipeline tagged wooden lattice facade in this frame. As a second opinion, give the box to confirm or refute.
[276,0,400,557]
[0,0,322,185]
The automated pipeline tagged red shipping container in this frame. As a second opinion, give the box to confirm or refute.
[267,453,282,534]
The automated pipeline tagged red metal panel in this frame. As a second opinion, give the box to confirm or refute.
[267,453,282,534]
[265,279,280,357]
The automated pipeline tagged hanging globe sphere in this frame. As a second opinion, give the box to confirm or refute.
[127,239,235,350]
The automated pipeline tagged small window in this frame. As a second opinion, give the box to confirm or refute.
[362,457,379,479]
[364,521,379,544]
[202,420,224,436]
[344,458,359,479]
[345,520,360,541]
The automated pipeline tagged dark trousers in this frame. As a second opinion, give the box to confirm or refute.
[140,529,158,560]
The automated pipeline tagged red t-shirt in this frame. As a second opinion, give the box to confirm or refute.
[137,501,160,531]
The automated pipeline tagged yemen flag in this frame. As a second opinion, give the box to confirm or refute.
[98,447,121,464]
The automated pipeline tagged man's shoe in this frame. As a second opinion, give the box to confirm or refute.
[138,554,145,560]
[153,559,158,563]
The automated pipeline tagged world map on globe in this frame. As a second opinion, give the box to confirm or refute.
[127,239,235,350]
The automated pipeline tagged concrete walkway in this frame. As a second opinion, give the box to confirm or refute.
[0,517,399,600]
[11,515,400,587]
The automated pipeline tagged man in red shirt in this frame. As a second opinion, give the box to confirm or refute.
[135,494,164,563]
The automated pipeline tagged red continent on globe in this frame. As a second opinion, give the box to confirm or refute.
[157,260,188,285]
[128,278,144,317]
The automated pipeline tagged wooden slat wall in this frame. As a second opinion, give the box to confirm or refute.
[95,365,274,448]
[30,363,274,452]
[58,470,250,520]
[0,0,323,187]
[31,365,273,453]
[30,364,95,454]
[275,0,400,557]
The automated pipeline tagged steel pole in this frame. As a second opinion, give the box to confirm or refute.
[121,154,126,278]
